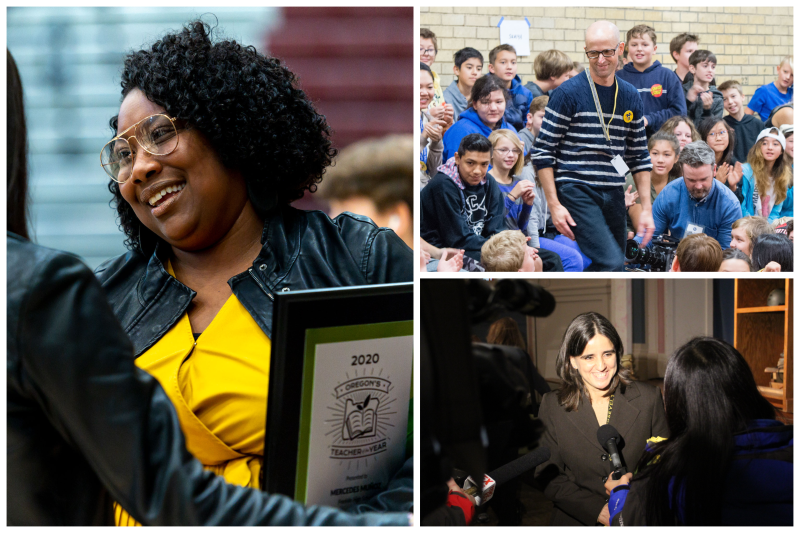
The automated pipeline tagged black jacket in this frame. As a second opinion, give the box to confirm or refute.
[535,382,669,526]
[94,206,412,356]
[7,232,409,526]
[420,171,505,262]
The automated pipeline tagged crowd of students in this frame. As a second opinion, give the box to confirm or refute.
[419,20,793,272]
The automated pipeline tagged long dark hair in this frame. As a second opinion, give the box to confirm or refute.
[555,312,631,411]
[751,233,793,272]
[8,50,29,239]
[697,117,735,167]
[637,337,775,525]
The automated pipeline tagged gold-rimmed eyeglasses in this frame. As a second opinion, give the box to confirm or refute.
[100,114,180,183]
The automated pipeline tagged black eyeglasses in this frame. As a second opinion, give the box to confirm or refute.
[585,44,621,60]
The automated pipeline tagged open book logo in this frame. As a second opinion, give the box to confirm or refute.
[343,395,378,440]
[327,372,395,462]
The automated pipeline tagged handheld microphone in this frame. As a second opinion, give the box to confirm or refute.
[462,447,551,505]
[597,424,627,480]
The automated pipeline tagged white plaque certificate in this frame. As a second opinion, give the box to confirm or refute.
[293,321,412,508]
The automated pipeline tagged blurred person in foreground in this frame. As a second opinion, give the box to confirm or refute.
[750,233,793,272]
[6,48,410,527]
[606,338,792,526]
[669,233,723,272]
[92,20,411,525]
[318,134,413,248]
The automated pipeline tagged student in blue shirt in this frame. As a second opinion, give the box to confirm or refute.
[746,56,793,120]
[442,74,520,162]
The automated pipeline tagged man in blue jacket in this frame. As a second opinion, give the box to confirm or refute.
[648,141,742,249]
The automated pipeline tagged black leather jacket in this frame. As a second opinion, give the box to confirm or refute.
[94,206,412,356]
[7,232,409,526]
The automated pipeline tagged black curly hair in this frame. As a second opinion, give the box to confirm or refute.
[108,20,337,250]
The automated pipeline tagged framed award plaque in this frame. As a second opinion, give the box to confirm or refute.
[264,283,413,509]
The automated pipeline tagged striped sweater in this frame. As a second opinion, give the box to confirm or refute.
[531,73,652,187]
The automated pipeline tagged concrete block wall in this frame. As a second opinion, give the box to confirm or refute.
[421,6,793,104]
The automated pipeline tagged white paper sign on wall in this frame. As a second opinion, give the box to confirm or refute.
[498,17,531,57]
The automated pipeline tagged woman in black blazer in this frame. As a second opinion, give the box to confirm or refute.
[535,312,669,526]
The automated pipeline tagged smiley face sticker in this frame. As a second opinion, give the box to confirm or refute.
[623,110,633,123]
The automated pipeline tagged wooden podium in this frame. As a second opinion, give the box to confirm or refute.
[734,279,793,417]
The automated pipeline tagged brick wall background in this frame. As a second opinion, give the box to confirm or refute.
[421,6,793,104]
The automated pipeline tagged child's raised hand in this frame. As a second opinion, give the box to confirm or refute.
[716,162,730,184]
[440,103,455,128]
[700,91,714,109]
[624,184,639,208]
[729,161,744,189]
[423,119,445,143]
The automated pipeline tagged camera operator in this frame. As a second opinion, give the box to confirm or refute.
[646,141,742,249]
[422,281,555,526]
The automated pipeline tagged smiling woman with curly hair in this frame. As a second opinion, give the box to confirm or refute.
[94,20,412,526]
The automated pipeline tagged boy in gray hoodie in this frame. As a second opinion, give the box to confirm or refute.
[443,47,483,122]
[682,49,724,122]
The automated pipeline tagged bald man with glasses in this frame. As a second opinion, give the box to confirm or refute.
[532,21,655,271]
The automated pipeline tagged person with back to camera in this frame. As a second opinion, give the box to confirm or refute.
[605,337,792,526]
[669,233,723,272]
[750,233,793,272]
[535,312,668,526]
[91,21,412,526]
[718,248,752,272]
[6,49,410,527]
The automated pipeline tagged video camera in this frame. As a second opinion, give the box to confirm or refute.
[625,234,679,272]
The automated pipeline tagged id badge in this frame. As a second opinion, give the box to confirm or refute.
[685,223,705,236]
[611,155,629,176]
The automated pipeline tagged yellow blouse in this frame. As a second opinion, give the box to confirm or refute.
[115,266,271,526]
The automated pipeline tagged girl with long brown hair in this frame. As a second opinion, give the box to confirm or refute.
[741,127,794,222]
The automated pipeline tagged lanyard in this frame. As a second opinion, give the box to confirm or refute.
[606,394,615,424]
[586,69,618,144]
